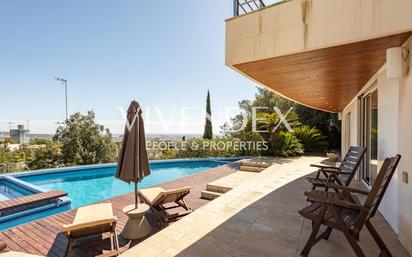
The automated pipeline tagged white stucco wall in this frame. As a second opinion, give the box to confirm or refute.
[226,0,412,66]
[397,37,412,254]
[377,67,400,232]
[341,35,412,254]
[341,101,359,154]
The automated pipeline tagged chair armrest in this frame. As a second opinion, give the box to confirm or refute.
[304,191,366,211]
[321,169,352,175]
[310,164,340,170]
[325,183,369,195]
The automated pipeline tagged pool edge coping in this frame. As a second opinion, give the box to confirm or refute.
[4,156,246,178]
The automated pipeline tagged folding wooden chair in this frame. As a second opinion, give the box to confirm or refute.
[299,155,401,257]
[307,146,367,190]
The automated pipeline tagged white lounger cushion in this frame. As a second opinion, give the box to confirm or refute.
[138,187,165,205]
[139,187,190,205]
[61,203,117,233]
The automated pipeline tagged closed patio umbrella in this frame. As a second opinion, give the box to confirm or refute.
[116,100,150,209]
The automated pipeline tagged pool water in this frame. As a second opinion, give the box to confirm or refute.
[20,160,230,209]
[0,180,33,201]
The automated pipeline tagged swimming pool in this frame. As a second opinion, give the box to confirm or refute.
[0,179,34,201]
[0,158,238,230]
[19,159,233,209]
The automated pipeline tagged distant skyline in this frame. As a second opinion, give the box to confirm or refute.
[0,1,259,134]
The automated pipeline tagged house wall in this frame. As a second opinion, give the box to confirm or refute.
[397,37,412,255]
[377,63,400,231]
[341,35,412,254]
[226,0,412,66]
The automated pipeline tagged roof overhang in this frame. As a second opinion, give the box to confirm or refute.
[232,32,412,112]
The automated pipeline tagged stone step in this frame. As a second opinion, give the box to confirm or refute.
[239,165,265,173]
[201,190,223,200]
[206,184,232,193]
[240,160,271,168]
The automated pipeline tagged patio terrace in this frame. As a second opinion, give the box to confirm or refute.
[1,157,410,257]
[120,156,410,257]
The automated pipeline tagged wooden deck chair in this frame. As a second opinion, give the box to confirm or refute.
[138,186,192,227]
[307,146,367,190]
[299,154,401,257]
[61,203,119,257]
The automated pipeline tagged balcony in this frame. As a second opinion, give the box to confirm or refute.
[226,0,412,112]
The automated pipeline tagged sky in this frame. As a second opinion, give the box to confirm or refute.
[0,0,260,135]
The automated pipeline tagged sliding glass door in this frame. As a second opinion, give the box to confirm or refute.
[360,88,378,187]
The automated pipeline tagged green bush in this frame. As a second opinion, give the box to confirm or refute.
[175,138,243,159]
[147,138,251,160]
[277,131,304,157]
[54,111,118,165]
[292,125,327,152]
[0,145,26,173]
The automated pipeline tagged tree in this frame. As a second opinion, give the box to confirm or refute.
[22,140,63,169]
[256,111,300,156]
[223,87,340,154]
[0,145,26,173]
[203,90,213,139]
[53,111,118,165]
[294,105,340,149]
[29,138,52,145]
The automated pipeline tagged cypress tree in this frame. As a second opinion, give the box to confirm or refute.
[203,90,213,139]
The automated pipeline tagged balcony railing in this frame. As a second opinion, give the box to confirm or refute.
[233,0,265,16]
[233,0,290,17]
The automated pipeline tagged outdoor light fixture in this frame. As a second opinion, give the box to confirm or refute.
[54,77,68,120]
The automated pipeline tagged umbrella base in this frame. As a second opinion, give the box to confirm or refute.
[120,204,151,240]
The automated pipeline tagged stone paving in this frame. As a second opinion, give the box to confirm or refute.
[120,156,411,257]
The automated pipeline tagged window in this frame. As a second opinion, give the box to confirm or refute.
[360,87,378,187]
[344,112,351,152]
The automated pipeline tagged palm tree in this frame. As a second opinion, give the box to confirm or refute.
[257,111,300,156]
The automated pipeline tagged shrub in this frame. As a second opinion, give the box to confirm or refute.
[23,141,63,170]
[277,131,304,157]
[147,138,246,160]
[176,138,242,159]
[292,125,327,152]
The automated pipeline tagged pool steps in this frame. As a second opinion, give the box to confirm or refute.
[201,158,271,200]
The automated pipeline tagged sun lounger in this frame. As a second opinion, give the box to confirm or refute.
[138,186,192,227]
[61,203,119,257]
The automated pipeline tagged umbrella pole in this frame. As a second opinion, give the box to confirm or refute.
[135,182,138,209]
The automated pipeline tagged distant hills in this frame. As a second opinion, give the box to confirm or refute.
[28,133,203,140]
[1,133,206,141]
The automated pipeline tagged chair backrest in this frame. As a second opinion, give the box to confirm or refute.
[156,187,190,205]
[355,155,401,229]
[338,146,367,186]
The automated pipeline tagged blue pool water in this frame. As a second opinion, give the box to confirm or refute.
[19,160,232,209]
[0,180,34,201]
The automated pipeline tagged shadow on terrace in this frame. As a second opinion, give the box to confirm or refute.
[175,175,410,257]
